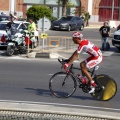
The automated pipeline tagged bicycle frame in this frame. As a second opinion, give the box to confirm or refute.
[58,59,98,85]
[68,64,97,78]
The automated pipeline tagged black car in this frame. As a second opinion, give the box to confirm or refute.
[0,15,10,21]
[51,16,84,31]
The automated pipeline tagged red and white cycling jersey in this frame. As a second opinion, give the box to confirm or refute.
[77,39,103,69]
[77,39,102,57]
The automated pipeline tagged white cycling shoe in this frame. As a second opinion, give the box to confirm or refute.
[89,86,95,93]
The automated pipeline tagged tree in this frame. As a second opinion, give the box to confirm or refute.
[58,0,74,16]
[26,5,52,22]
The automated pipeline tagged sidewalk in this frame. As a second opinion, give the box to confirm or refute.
[85,22,103,29]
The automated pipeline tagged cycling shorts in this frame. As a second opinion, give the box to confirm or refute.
[85,55,103,69]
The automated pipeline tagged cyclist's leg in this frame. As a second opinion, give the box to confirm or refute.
[80,57,93,83]
[80,56,103,93]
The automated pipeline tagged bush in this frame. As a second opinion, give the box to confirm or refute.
[49,16,58,22]
[26,5,52,23]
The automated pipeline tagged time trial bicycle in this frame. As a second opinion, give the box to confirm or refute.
[49,59,117,101]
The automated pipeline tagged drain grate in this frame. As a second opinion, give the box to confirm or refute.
[0,110,115,120]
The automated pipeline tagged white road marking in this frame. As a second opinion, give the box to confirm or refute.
[102,51,114,56]
[0,100,119,111]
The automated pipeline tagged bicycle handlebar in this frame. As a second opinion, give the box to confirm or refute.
[58,58,65,65]
[58,58,73,72]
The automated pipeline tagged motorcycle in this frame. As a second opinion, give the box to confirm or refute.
[6,30,27,56]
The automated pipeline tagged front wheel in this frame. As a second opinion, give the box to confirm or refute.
[91,74,117,101]
[68,25,71,32]
[49,72,77,98]
[79,24,84,31]
[6,45,15,56]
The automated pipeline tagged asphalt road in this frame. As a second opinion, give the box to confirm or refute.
[0,28,119,118]
[0,56,119,111]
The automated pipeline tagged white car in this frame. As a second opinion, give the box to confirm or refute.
[112,30,120,51]
[0,20,39,47]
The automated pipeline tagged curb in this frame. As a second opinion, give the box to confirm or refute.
[84,26,101,29]
[28,52,64,59]
[0,101,119,120]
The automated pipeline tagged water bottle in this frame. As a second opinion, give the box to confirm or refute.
[77,74,87,84]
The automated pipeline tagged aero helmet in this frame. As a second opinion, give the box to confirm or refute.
[72,32,83,38]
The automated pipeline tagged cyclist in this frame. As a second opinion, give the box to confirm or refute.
[63,32,103,93]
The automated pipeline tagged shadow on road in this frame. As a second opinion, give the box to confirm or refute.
[25,88,95,100]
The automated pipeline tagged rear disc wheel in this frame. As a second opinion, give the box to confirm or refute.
[91,74,117,101]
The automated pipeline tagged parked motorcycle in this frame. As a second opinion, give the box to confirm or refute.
[6,31,27,56]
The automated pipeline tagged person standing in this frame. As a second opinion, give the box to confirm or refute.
[6,17,17,39]
[22,18,37,48]
[99,21,111,51]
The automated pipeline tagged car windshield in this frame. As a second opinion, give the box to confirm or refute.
[0,23,19,30]
[59,16,73,21]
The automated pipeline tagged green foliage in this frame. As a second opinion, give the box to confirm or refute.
[26,5,52,22]
[67,1,75,8]
[57,0,74,7]
[49,16,58,22]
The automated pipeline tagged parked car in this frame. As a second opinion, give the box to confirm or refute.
[112,29,120,51]
[0,15,10,22]
[51,16,84,31]
[0,21,39,47]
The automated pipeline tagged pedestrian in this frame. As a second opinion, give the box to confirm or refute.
[63,32,103,93]
[99,21,111,51]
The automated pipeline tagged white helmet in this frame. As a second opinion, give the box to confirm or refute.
[72,32,83,38]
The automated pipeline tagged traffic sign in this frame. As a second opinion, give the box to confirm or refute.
[40,33,48,38]
[38,17,51,32]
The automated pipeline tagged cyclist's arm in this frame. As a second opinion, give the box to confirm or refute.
[68,50,79,65]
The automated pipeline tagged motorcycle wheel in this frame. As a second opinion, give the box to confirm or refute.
[6,45,15,56]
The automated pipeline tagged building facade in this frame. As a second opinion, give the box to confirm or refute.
[0,0,120,22]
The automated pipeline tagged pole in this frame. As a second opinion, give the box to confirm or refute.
[10,0,15,14]
[42,0,46,51]
[112,0,114,20]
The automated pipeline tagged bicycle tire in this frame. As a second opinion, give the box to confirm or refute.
[91,74,117,101]
[49,72,77,98]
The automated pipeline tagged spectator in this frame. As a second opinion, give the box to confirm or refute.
[99,21,111,51]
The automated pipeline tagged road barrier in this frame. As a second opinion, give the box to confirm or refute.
[27,36,77,58]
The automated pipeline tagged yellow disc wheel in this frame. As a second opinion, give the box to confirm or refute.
[91,74,117,101]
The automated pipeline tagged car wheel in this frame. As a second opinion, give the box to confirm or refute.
[79,24,84,31]
[68,25,71,32]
